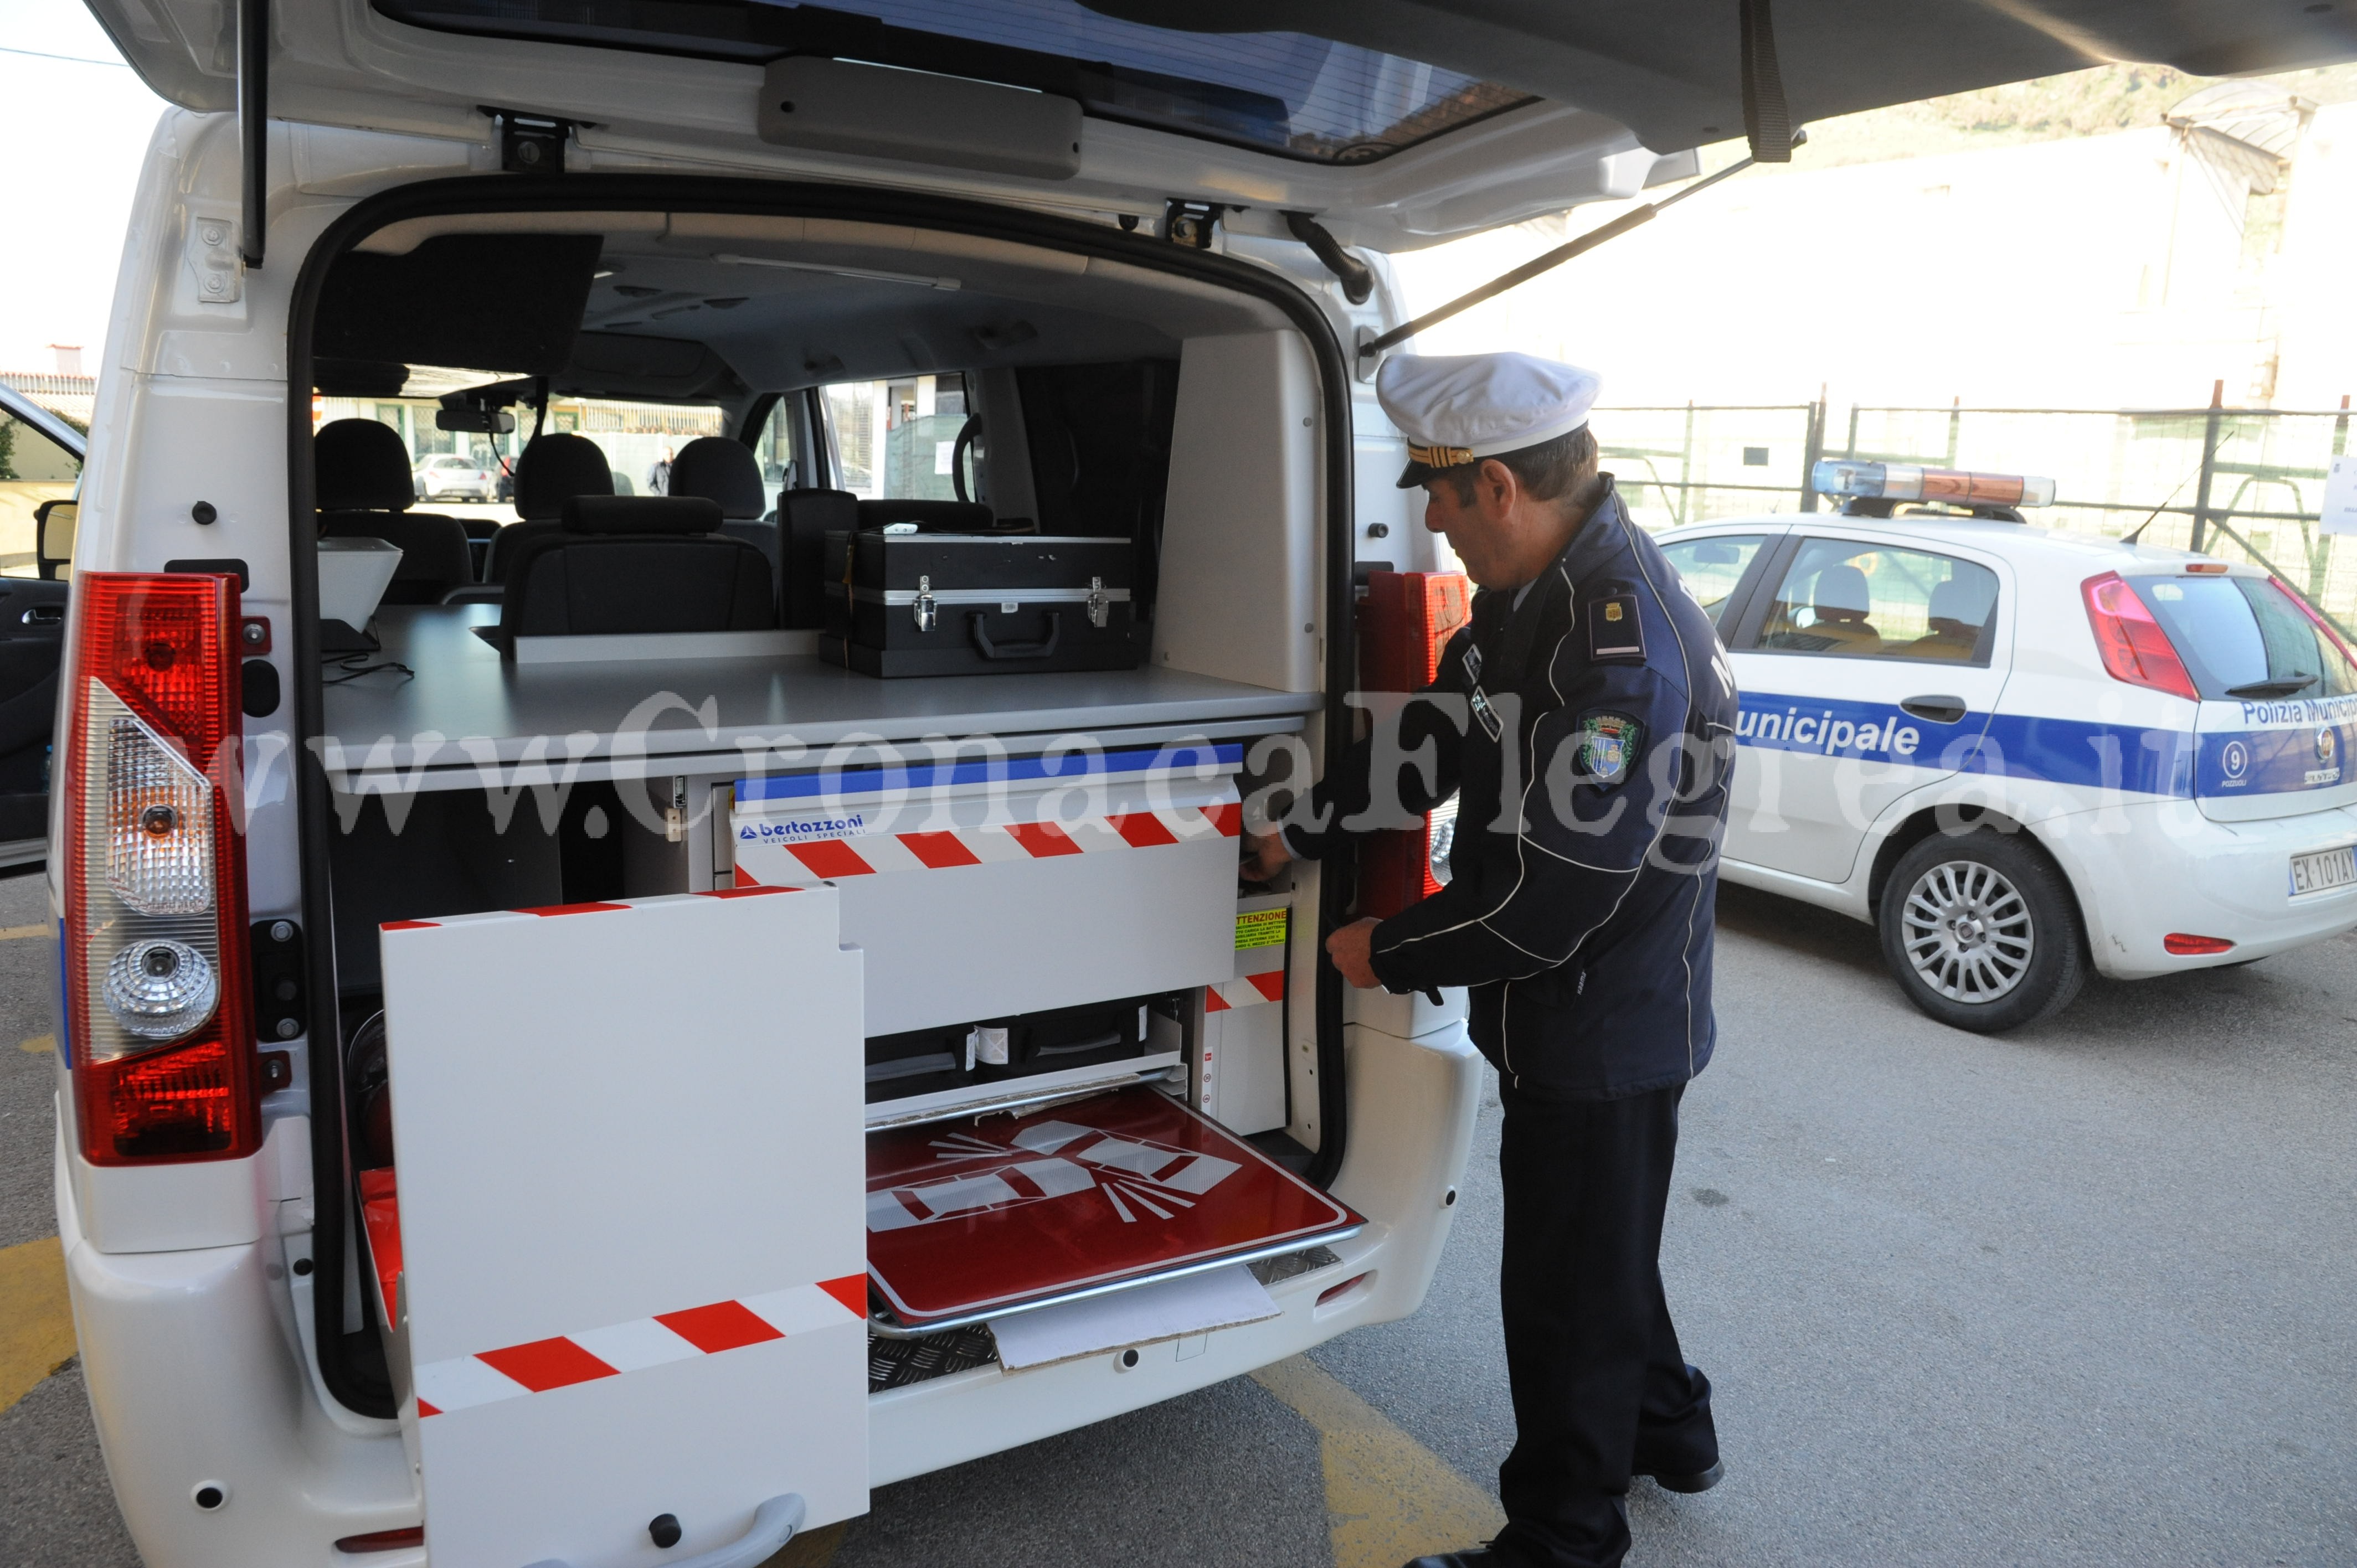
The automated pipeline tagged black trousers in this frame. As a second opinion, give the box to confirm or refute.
[1491,1081,1717,1568]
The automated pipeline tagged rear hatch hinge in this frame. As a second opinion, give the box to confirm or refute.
[485,109,577,176]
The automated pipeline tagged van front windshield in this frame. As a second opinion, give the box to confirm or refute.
[311,373,751,528]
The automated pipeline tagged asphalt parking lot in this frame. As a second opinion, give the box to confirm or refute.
[4,873,2353,1567]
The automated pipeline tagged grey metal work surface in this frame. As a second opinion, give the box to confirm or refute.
[319,607,1320,773]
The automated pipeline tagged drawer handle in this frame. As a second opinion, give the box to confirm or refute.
[1035,1030,1125,1059]
[969,610,1061,661]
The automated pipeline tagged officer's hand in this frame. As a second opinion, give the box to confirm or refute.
[1326,917,1383,989]
[1241,830,1293,884]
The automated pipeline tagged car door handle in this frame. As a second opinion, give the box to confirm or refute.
[1900,695,1969,724]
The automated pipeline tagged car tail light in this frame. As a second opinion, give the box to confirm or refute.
[2081,573,2198,702]
[2163,933,2234,955]
[1358,570,1471,920]
[62,574,257,1165]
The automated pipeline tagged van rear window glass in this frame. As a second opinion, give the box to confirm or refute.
[372,0,1534,163]
[2132,575,2357,700]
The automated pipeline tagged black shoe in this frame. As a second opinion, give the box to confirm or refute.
[1402,1553,1502,1568]
[1641,1458,1726,1493]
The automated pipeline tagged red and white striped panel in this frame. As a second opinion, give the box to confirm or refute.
[1205,968,1285,1012]
[411,1276,867,1417]
[739,801,1242,888]
[382,886,799,933]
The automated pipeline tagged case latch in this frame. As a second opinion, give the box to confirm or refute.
[913,575,938,633]
[1087,576,1109,629]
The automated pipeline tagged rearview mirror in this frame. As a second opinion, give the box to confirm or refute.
[436,407,516,434]
[1691,541,1741,566]
[35,499,76,580]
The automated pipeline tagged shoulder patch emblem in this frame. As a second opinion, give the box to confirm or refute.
[1576,711,1643,787]
[1588,594,1644,661]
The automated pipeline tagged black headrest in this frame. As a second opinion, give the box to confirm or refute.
[781,488,861,531]
[562,496,724,535]
[669,437,767,520]
[514,432,615,520]
[315,419,415,513]
[857,498,996,533]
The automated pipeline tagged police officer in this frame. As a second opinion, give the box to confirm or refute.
[1244,353,1738,1568]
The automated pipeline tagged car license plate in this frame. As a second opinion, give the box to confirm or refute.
[2289,845,2357,896]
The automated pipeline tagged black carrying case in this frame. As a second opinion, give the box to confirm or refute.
[863,995,1166,1105]
[821,529,1143,677]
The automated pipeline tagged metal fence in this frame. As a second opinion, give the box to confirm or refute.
[1595,404,1826,531]
[1596,396,2357,638]
[1843,399,2357,637]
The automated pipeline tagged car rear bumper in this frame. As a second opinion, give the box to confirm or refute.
[2047,799,2357,978]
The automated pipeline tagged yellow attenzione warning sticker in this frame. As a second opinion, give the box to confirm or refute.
[1236,907,1289,951]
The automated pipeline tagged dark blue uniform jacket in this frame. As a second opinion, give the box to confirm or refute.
[1286,480,1740,1099]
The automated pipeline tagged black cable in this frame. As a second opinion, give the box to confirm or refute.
[321,654,414,685]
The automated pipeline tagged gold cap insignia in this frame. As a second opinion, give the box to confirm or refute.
[1407,443,1477,469]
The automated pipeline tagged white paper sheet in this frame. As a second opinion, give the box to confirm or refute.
[988,1265,1280,1371]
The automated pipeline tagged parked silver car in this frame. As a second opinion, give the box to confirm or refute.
[410,451,496,501]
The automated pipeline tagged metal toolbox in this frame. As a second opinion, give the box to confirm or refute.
[820,529,1143,677]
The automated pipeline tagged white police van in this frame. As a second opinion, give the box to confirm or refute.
[51,1,2357,1562]
[1659,461,2357,1033]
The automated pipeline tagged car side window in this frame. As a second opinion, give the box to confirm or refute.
[1658,535,1767,627]
[1754,538,2000,664]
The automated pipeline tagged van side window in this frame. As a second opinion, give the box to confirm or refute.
[1754,538,1999,664]
[1658,535,1765,627]
[821,374,969,501]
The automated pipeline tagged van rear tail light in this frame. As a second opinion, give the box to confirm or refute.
[63,574,258,1165]
[2081,573,2198,702]
[2163,933,2234,955]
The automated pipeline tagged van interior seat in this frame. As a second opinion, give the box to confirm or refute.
[670,435,783,589]
[497,494,776,644]
[483,432,616,586]
[776,488,861,630]
[313,418,473,605]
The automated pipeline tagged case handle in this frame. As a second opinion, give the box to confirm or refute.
[967,610,1061,661]
[522,1493,805,1568]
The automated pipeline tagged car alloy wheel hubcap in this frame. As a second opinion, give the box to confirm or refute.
[1900,859,2034,1003]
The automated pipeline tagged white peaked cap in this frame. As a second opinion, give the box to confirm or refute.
[1376,352,1603,486]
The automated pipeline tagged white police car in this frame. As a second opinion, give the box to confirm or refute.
[1658,461,2357,1032]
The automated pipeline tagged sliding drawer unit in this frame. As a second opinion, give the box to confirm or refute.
[369,888,869,1565]
[730,741,1243,1036]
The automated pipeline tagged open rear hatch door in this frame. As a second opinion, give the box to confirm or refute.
[370,886,867,1567]
[87,0,2357,251]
